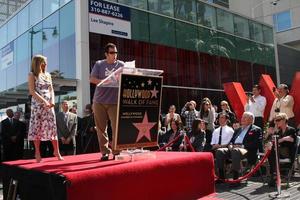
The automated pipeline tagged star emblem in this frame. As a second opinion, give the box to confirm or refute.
[141,82,145,87]
[147,79,152,85]
[150,86,159,98]
[133,112,156,142]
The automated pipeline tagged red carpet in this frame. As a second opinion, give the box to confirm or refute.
[2,152,215,200]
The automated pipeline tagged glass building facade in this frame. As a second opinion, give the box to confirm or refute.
[90,0,276,113]
[0,0,276,115]
[0,0,75,111]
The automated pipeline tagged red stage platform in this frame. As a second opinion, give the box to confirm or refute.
[1,152,215,200]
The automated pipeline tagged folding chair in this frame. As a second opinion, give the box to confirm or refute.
[279,136,300,187]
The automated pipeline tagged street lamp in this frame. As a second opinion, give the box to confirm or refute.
[251,0,280,19]
[29,26,58,59]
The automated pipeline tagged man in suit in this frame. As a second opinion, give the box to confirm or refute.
[56,101,78,155]
[215,112,263,186]
[13,111,27,160]
[0,109,24,161]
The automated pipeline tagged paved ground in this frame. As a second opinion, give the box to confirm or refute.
[216,173,300,200]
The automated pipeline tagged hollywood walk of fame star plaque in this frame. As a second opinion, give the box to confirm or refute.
[114,73,163,150]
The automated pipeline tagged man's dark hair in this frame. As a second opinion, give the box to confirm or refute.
[104,43,116,53]
[253,84,261,90]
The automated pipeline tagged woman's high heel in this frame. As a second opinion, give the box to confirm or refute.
[54,152,64,161]
[35,153,42,163]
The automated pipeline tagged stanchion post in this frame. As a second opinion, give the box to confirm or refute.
[269,135,290,199]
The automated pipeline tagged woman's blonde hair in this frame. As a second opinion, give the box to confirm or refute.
[31,55,47,77]
[221,100,231,111]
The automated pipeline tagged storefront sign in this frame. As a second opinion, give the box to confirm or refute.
[89,0,131,39]
[1,42,14,70]
[115,74,163,150]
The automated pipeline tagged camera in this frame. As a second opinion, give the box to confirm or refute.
[246,92,253,97]
[271,1,278,6]
[275,108,280,112]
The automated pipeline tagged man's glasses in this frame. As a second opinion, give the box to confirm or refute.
[108,51,118,54]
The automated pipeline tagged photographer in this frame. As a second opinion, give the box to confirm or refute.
[269,84,295,128]
[181,101,199,131]
[244,85,266,130]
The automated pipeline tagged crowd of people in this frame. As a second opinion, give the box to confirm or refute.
[158,84,299,187]
[0,43,299,189]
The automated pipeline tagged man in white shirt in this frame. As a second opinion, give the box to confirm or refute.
[211,113,234,151]
[245,84,266,130]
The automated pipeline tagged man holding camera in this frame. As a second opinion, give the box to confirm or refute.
[181,100,198,131]
[269,84,295,128]
[244,84,266,130]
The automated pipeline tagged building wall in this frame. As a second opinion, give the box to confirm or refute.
[278,44,300,85]
[229,0,300,48]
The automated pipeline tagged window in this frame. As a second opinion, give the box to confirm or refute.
[175,21,198,51]
[16,32,30,85]
[17,6,29,36]
[0,24,7,49]
[29,0,43,27]
[118,0,148,9]
[148,0,174,17]
[273,10,292,32]
[250,21,263,43]
[59,0,76,79]
[149,14,176,47]
[197,2,216,28]
[43,0,59,18]
[234,15,249,39]
[43,11,60,74]
[263,26,274,45]
[174,0,196,23]
[217,9,234,33]
[131,9,149,42]
[7,16,17,42]
[30,22,43,57]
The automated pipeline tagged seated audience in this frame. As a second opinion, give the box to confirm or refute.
[159,119,184,151]
[187,118,205,152]
[164,105,182,131]
[211,113,234,152]
[216,101,236,127]
[266,113,297,187]
[199,99,215,132]
[181,100,198,131]
[215,112,263,186]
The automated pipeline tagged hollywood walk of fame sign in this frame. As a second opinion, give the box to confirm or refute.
[114,73,163,150]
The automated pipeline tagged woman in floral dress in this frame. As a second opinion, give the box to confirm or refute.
[28,55,63,162]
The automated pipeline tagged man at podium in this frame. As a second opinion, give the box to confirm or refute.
[90,43,124,161]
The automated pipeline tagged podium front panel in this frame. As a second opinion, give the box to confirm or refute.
[114,73,163,150]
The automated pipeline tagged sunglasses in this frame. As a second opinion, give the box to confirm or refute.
[108,51,118,54]
[274,118,283,122]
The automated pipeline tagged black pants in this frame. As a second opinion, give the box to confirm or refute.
[59,139,76,156]
[269,146,291,175]
[254,117,264,130]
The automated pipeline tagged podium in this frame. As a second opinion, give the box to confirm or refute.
[97,67,163,158]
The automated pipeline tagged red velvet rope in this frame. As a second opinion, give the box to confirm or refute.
[157,133,183,151]
[184,135,196,152]
[215,149,271,183]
